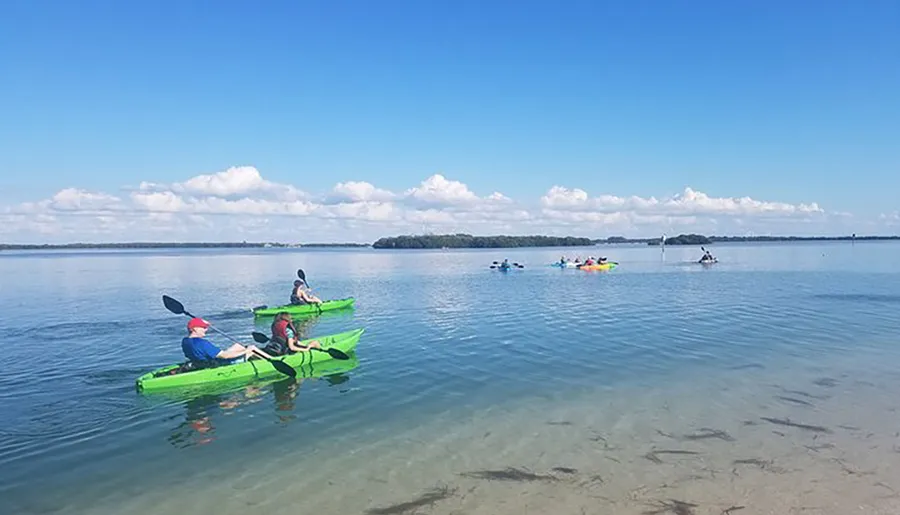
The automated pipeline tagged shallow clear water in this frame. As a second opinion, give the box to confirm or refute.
[2,242,900,514]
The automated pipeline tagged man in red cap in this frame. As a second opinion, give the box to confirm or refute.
[182,317,265,365]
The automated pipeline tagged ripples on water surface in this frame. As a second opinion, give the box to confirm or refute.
[2,242,900,514]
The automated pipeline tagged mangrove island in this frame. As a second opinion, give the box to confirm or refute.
[371,234,594,249]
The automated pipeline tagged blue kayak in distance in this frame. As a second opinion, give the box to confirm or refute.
[490,261,524,271]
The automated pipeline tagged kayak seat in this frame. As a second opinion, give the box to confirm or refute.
[152,360,227,377]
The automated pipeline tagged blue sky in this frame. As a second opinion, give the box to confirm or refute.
[1,1,898,242]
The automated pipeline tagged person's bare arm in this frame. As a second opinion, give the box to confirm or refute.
[288,338,321,352]
[246,345,276,360]
[216,343,248,359]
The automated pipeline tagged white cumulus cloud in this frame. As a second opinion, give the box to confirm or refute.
[175,166,272,196]
[542,186,823,218]
[540,186,590,209]
[130,191,187,213]
[329,181,395,203]
[403,174,481,206]
[49,188,123,212]
[141,166,307,201]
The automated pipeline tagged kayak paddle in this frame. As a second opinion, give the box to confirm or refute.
[489,261,525,269]
[161,295,297,378]
[296,268,323,314]
[251,331,350,360]
[297,268,309,288]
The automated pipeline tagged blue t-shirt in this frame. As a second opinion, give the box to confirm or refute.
[182,337,222,362]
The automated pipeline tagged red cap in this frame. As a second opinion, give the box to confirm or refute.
[187,317,210,330]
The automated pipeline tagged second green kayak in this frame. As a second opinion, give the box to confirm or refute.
[135,328,364,392]
[252,297,355,317]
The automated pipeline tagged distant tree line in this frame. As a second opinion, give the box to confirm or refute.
[0,241,369,251]
[592,236,658,244]
[651,234,711,246]
[0,242,268,250]
[372,233,595,249]
[296,243,371,248]
[646,233,900,246]
[705,234,899,243]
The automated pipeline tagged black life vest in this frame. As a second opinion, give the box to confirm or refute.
[290,286,305,304]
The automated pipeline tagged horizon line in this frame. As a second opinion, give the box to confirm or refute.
[3,232,900,250]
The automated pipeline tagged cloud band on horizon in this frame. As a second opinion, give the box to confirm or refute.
[0,165,880,243]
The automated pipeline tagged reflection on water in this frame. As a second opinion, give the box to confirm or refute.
[164,356,360,448]
[166,389,265,448]
[813,293,900,303]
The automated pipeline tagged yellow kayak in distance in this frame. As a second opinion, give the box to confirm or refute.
[578,262,617,271]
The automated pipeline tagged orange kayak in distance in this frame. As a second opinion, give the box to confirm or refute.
[578,263,617,271]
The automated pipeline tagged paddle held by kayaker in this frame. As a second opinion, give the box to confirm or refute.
[181,317,270,365]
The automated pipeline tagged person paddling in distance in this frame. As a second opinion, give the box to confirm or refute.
[290,279,323,306]
[265,312,322,356]
[182,317,272,367]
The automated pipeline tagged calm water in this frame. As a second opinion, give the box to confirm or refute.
[3,242,900,514]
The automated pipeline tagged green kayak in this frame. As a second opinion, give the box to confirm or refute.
[135,328,364,392]
[144,354,361,400]
[251,297,355,317]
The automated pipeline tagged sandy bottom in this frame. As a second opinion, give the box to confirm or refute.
[42,354,900,515]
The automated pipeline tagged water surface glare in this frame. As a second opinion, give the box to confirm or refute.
[2,242,900,514]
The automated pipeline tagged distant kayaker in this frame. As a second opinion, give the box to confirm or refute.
[290,279,323,305]
[266,312,321,356]
[699,249,715,262]
[181,317,268,366]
